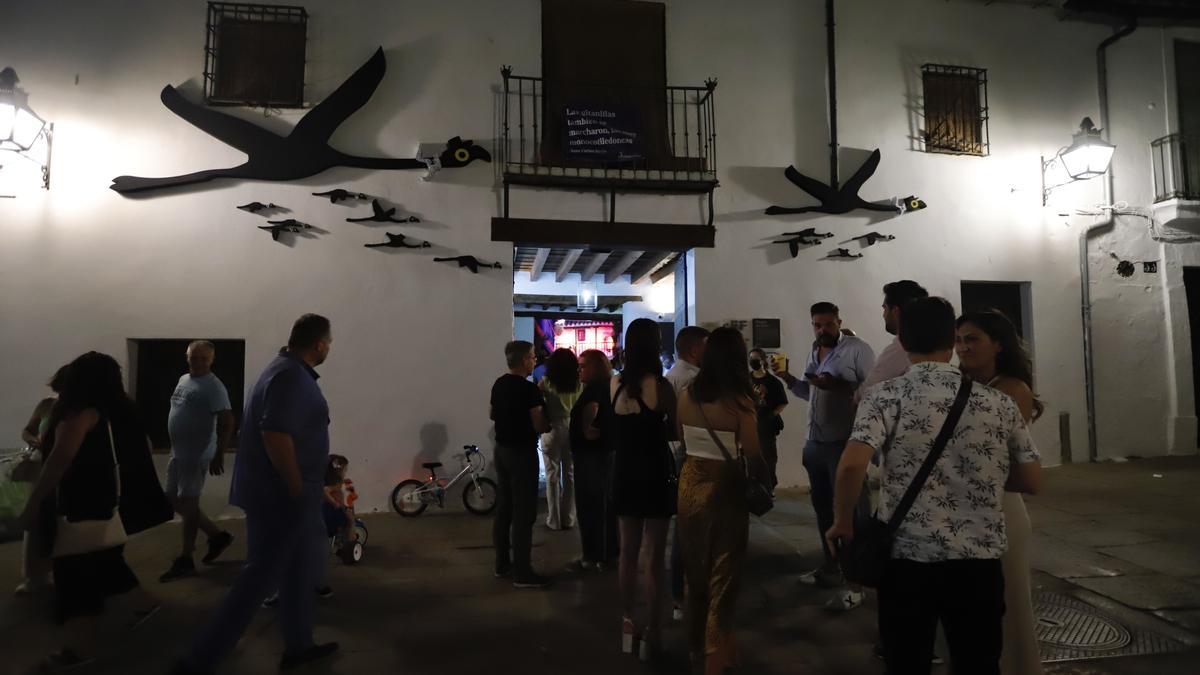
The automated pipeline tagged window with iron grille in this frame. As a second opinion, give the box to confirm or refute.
[203,2,307,107]
[921,64,989,156]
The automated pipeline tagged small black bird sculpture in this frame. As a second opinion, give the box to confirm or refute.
[346,199,420,223]
[773,228,834,258]
[365,233,431,249]
[765,150,920,216]
[237,201,278,213]
[313,189,368,204]
[852,232,896,246]
[827,248,863,259]
[434,256,503,274]
[258,219,312,241]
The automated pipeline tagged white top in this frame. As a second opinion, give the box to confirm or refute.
[681,424,737,461]
[855,335,911,404]
[665,359,700,395]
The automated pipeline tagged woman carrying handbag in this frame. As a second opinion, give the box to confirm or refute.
[17,352,170,672]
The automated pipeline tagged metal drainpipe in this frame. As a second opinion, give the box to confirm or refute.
[1081,18,1137,463]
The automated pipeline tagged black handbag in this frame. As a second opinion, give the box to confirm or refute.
[838,376,973,588]
[697,403,774,517]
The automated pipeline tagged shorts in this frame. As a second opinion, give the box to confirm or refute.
[165,455,208,498]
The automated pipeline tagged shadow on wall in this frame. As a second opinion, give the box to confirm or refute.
[413,422,450,477]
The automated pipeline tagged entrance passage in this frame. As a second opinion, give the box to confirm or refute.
[1184,268,1200,445]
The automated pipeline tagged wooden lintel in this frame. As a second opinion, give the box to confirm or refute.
[492,217,715,250]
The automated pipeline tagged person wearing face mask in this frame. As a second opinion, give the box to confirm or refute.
[748,348,787,491]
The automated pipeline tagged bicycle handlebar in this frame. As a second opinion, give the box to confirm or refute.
[463,444,480,453]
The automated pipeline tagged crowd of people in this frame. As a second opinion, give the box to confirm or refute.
[491,279,1044,675]
[8,280,1046,674]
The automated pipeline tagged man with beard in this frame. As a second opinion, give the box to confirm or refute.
[856,280,929,404]
[774,302,874,611]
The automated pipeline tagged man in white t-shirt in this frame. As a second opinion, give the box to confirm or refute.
[664,325,708,621]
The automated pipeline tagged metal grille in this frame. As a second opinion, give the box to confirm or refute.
[1152,133,1200,202]
[203,2,308,107]
[500,68,718,186]
[1034,592,1189,663]
[921,64,989,156]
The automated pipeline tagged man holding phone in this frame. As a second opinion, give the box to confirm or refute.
[774,301,874,611]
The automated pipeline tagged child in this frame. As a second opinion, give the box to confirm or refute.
[323,454,357,544]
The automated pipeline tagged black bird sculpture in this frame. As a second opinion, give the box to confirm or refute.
[346,199,420,223]
[434,256,503,274]
[258,219,312,241]
[765,150,919,216]
[237,201,279,213]
[110,48,491,194]
[852,232,896,246]
[773,228,834,258]
[827,248,863,259]
[313,189,368,204]
[365,233,431,249]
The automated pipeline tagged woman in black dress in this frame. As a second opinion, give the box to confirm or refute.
[568,349,618,570]
[610,319,678,661]
[18,352,163,670]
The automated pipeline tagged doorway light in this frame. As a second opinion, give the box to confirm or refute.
[577,281,598,310]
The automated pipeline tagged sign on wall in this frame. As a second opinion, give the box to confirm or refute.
[752,318,782,349]
[563,104,643,162]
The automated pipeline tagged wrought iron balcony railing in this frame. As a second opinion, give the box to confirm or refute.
[499,68,717,191]
[1152,133,1200,202]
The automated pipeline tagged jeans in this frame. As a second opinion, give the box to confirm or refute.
[573,450,618,563]
[185,496,324,673]
[493,443,539,573]
[541,424,576,529]
[756,413,780,490]
[878,558,1005,675]
[802,438,869,566]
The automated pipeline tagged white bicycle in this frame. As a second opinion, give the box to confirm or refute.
[390,445,497,517]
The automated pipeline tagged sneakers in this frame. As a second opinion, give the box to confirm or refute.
[637,629,659,662]
[824,589,865,612]
[872,644,944,665]
[201,531,234,564]
[494,562,512,578]
[159,556,196,583]
[672,605,684,621]
[621,617,637,654]
[280,642,339,671]
[513,572,552,589]
[798,565,844,588]
[14,576,52,596]
[565,559,598,573]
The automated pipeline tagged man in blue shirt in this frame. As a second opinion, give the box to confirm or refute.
[159,340,236,583]
[177,315,337,674]
[774,301,874,611]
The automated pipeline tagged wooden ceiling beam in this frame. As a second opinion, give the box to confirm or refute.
[605,251,644,284]
[555,249,583,282]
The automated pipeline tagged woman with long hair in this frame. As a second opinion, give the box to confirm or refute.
[955,310,1045,675]
[539,348,582,530]
[17,352,165,670]
[568,349,619,570]
[14,365,68,596]
[676,328,763,674]
[610,318,678,661]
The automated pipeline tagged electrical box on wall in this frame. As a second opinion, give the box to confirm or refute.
[1144,261,1158,273]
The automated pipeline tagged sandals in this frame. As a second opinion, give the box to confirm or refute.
[621,617,637,654]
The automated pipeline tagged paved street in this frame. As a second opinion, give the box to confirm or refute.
[1,458,1199,674]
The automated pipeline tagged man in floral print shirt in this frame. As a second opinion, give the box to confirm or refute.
[825,297,1042,675]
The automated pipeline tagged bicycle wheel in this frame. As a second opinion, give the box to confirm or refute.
[391,479,429,517]
[354,522,368,546]
[462,477,498,515]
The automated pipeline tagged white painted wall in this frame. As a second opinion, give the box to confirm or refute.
[1,0,1191,508]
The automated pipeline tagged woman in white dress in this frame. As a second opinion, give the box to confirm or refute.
[955,310,1045,675]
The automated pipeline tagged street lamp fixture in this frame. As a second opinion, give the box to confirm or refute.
[0,67,53,189]
[1042,117,1115,205]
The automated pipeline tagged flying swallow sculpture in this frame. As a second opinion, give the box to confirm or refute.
[365,233,431,249]
[313,189,368,204]
[852,232,896,246]
[258,219,312,241]
[434,256,503,274]
[346,199,420,223]
[110,48,491,194]
[773,228,834,258]
[826,248,863,259]
[765,150,924,216]
[237,201,279,213]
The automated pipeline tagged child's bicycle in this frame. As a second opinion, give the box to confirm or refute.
[390,445,497,517]
[331,518,369,564]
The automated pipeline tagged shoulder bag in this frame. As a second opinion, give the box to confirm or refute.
[52,421,128,558]
[838,376,972,587]
[697,402,774,517]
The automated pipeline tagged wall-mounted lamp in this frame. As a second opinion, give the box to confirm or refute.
[1042,117,1114,205]
[577,281,599,311]
[0,67,53,189]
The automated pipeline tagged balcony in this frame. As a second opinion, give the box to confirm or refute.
[1151,133,1200,231]
[498,68,718,195]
